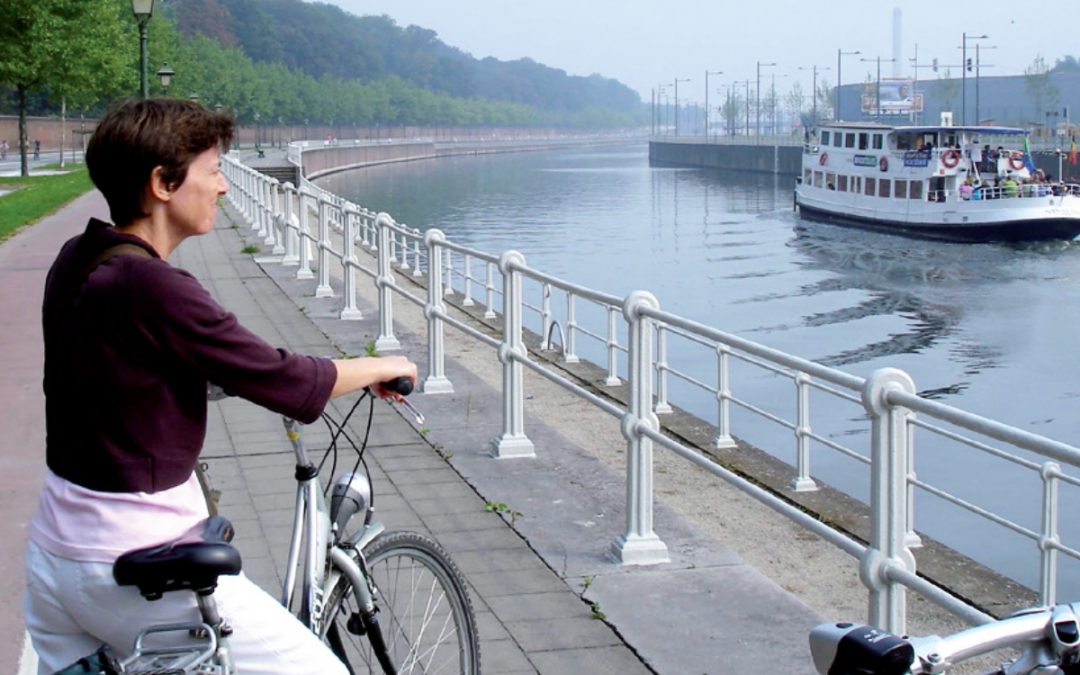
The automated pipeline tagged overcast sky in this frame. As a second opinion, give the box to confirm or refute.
[326,0,1073,103]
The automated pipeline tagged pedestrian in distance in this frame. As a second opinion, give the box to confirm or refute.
[34,139,41,160]
[25,98,418,674]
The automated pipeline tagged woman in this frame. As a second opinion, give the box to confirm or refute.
[25,99,416,673]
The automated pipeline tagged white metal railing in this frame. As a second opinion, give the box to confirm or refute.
[222,145,1080,636]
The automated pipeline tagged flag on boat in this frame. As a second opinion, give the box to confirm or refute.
[1023,136,1038,172]
[1071,137,1078,166]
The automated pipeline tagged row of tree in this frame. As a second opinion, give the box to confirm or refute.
[0,0,648,175]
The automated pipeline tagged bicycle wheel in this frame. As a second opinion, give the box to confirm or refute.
[322,531,480,675]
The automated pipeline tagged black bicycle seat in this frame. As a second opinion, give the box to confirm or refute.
[113,516,242,600]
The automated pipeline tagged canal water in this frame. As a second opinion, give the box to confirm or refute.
[316,143,1080,598]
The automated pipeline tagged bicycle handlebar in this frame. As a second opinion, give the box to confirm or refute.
[810,603,1080,674]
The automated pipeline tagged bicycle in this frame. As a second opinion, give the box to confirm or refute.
[809,603,1080,674]
[54,378,481,674]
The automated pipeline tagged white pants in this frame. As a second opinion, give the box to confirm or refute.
[24,540,348,675]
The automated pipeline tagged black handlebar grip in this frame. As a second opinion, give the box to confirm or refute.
[384,376,414,396]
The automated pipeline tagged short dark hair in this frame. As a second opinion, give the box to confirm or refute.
[86,99,234,226]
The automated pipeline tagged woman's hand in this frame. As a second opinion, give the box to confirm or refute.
[330,355,418,399]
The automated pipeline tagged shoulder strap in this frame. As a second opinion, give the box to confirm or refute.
[81,243,153,283]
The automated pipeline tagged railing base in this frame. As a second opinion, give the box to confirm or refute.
[791,477,818,492]
[315,285,334,298]
[422,376,454,394]
[295,269,314,280]
[611,533,670,566]
[374,335,401,352]
[339,308,363,321]
[490,434,535,459]
[714,435,737,450]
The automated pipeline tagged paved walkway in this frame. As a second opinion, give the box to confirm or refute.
[1,188,824,674]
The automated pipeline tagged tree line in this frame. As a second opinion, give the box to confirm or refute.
[1,0,647,174]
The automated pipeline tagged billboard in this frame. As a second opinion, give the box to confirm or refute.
[861,78,924,114]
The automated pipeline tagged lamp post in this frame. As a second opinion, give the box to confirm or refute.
[961,32,988,125]
[836,48,861,121]
[657,83,669,134]
[131,0,156,100]
[254,112,261,149]
[673,77,690,135]
[973,42,996,125]
[155,62,174,96]
[744,80,751,137]
[756,61,776,137]
[861,56,896,119]
[798,65,830,129]
[705,70,722,139]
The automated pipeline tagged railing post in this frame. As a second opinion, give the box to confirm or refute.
[462,255,474,306]
[604,307,621,386]
[540,283,552,350]
[483,261,496,318]
[281,183,300,265]
[374,213,401,352]
[411,232,423,278]
[715,344,736,449]
[270,179,284,255]
[422,229,454,394]
[263,178,278,246]
[792,373,817,491]
[860,367,917,635]
[1039,461,1061,605]
[612,290,670,565]
[491,250,535,459]
[563,293,579,363]
[339,205,362,320]
[296,187,315,280]
[654,324,672,414]
[443,249,454,297]
[314,196,334,298]
[397,230,410,271]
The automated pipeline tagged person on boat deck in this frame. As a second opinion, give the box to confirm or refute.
[959,177,975,200]
[1001,173,1019,198]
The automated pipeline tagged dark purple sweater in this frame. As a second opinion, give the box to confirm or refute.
[43,219,336,493]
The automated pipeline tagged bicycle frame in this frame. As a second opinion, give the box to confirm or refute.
[278,417,385,637]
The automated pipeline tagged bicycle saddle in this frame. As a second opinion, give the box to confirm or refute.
[113,516,242,600]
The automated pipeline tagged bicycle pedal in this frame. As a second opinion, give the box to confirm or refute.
[346,612,367,636]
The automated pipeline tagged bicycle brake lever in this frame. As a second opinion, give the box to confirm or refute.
[395,397,425,425]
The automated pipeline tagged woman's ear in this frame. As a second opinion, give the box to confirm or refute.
[148,165,172,203]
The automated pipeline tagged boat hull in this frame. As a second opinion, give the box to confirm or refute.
[795,201,1080,243]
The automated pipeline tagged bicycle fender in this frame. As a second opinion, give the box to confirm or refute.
[330,547,377,614]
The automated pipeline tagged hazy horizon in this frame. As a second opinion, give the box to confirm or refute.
[328,1,1075,104]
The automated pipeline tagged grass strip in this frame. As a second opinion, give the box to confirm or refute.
[0,166,94,241]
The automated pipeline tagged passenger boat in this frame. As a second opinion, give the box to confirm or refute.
[794,122,1080,242]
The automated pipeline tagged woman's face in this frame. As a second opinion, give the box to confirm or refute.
[166,147,228,237]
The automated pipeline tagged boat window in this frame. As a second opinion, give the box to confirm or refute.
[845,133,856,148]
[872,134,883,150]
[814,171,823,188]
[826,172,837,189]
[909,180,923,200]
[805,168,812,183]
[858,133,868,150]
[821,131,831,145]
[838,175,848,192]
[894,179,908,199]
[896,133,913,150]
[878,179,891,198]
[852,176,861,193]
[833,133,842,148]
[865,177,876,196]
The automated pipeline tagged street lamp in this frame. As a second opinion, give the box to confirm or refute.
[974,43,997,125]
[836,48,861,121]
[798,65,830,129]
[962,32,989,125]
[705,70,722,139]
[673,77,691,135]
[130,0,155,100]
[155,62,174,95]
[861,56,896,119]
[756,61,776,137]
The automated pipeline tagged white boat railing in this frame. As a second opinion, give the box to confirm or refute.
[222,145,1080,636]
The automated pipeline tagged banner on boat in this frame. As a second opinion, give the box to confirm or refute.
[861,78,923,115]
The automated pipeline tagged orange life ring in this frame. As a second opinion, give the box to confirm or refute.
[1009,151,1025,171]
[819,152,828,166]
[941,149,960,169]
[878,156,889,172]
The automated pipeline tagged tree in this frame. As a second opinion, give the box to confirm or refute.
[785,82,806,130]
[816,79,834,122]
[0,0,131,175]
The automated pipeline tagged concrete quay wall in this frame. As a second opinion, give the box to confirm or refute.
[302,137,639,180]
[649,139,802,175]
